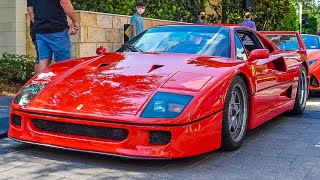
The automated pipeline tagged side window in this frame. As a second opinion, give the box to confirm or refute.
[237,31,264,52]
[235,34,248,61]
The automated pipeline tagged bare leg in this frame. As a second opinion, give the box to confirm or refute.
[36,59,50,74]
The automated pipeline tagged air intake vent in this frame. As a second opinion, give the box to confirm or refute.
[11,114,21,127]
[149,131,171,145]
[311,75,320,87]
[97,63,109,69]
[148,65,164,73]
[32,119,128,141]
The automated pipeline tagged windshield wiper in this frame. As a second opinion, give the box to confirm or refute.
[157,41,187,53]
[122,44,143,52]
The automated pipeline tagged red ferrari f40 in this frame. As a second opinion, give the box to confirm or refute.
[9,25,309,159]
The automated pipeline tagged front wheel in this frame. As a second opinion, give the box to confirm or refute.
[291,66,308,115]
[221,76,249,151]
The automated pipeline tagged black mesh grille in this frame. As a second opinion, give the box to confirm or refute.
[12,114,21,127]
[32,119,128,141]
[149,131,171,145]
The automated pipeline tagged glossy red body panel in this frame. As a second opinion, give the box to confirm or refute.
[307,49,320,90]
[9,25,307,158]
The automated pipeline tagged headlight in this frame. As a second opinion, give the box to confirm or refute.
[13,84,46,106]
[140,92,193,118]
[309,59,317,67]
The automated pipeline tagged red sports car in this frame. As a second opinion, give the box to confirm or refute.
[262,31,319,91]
[9,25,308,159]
[301,34,320,91]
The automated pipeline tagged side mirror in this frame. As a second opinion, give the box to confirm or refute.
[96,46,107,55]
[297,49,307,56]
[248,49,270,62]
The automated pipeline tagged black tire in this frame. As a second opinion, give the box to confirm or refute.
[221,76,249,151]
[291,66,308,115]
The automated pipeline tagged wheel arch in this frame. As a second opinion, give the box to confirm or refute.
[235,72,255,96]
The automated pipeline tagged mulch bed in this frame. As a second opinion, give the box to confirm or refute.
[0,82,23,96]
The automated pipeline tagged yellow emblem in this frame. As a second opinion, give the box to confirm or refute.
[76,104,84,110]
[125,26,130,38]
[251,66,255,76]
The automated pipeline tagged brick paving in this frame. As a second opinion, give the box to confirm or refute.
[0,94,319,180]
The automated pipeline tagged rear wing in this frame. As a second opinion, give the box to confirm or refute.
[260,31,306,56]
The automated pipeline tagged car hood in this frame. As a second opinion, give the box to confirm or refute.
[26,52,234,118]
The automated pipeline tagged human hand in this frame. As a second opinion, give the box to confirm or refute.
[69,21,79,35]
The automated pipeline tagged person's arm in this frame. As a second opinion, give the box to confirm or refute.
[60,0,79,35]
[130,16,137,37]
[132,25,136,37]
[27,6,35,23]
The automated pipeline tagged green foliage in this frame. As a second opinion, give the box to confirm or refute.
[303,16,318,34]
[222,0,301,31]
[0,53,35,84]
[72,0,206,22]
[282,2,299,31]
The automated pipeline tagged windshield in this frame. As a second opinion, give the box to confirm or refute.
[117,26,231,57]
[302,35,320,49]
[265,35,299,50]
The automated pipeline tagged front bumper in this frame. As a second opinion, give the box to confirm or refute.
[8,108,223,159]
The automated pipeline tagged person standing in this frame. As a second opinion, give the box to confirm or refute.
[27,0,40,73]
[33,0,79,74]
[240,12,256,30]
[195,11,206,24]
[130,1,146,39]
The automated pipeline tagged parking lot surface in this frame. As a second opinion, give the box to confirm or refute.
[0,95,320,180]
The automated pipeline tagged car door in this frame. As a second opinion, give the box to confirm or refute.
[236,30,285,114]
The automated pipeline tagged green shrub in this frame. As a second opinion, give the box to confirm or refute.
[72,0,206,22]
[0,53,35,84]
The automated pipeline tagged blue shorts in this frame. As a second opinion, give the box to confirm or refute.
[32,41,40,64]
[36,28,72,62]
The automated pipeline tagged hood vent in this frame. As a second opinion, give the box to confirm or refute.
[97,63,109,69]
[148,65,164,73]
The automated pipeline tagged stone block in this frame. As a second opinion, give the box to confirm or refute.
[67,13,81,24]
[3,0,15,8]
[88,27,105,43]
[144,20,152,30]
[16,46,26,55]
[79,43,97,57]
[70,30,81,43]
[82,26,88,42]
[80,12,97,27]
[97,14,113,29]
[72,43,79,58]
[0,33,4,46]
[16,31,26,47]
[0,8,15,23]
[4,32,16,46]
[112,43,122,52]
[113,16,129,30]
[105,29,121,43]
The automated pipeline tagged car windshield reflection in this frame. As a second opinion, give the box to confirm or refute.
[117,26,231,58]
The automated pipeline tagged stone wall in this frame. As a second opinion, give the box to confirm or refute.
[0,0,26,55]
[26,11,186,58]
